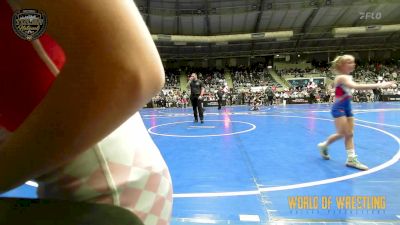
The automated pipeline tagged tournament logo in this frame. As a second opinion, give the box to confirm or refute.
[12,9,47,41]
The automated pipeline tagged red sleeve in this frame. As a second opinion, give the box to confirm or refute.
[0,1,66,131]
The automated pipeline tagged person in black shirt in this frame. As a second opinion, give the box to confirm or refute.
[265,87,274,106]
[187,73,205,123]
[309,89,316,104]
[216,86,224,110]
[372,88,381,102]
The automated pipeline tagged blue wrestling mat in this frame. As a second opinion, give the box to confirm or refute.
[4,102,400,225]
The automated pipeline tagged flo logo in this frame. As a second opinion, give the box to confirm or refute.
[12,9,47,41]
[359,12,382,20]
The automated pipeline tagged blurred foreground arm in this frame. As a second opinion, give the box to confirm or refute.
[0,0,164,192]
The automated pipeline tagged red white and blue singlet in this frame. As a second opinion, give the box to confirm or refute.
[331,82,353,118]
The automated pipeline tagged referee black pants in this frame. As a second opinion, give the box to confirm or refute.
[217,99,222,110]
[190,95,204,121]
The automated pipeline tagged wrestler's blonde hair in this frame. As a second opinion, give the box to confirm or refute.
[331,54,355,73]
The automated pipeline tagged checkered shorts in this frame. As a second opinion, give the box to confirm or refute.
[35,113,173,225]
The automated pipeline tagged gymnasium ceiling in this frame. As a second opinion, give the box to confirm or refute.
[134,0,400,59]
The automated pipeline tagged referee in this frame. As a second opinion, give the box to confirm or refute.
[187,73,205,123]
[216,86,224,110]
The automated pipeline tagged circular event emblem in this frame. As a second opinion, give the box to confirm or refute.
[12,9,47,41]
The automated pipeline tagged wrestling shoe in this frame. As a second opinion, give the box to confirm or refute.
[317,142,330,160]
[346,156,369,171]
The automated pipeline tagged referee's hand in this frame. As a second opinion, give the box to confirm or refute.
[198,96,203,101]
